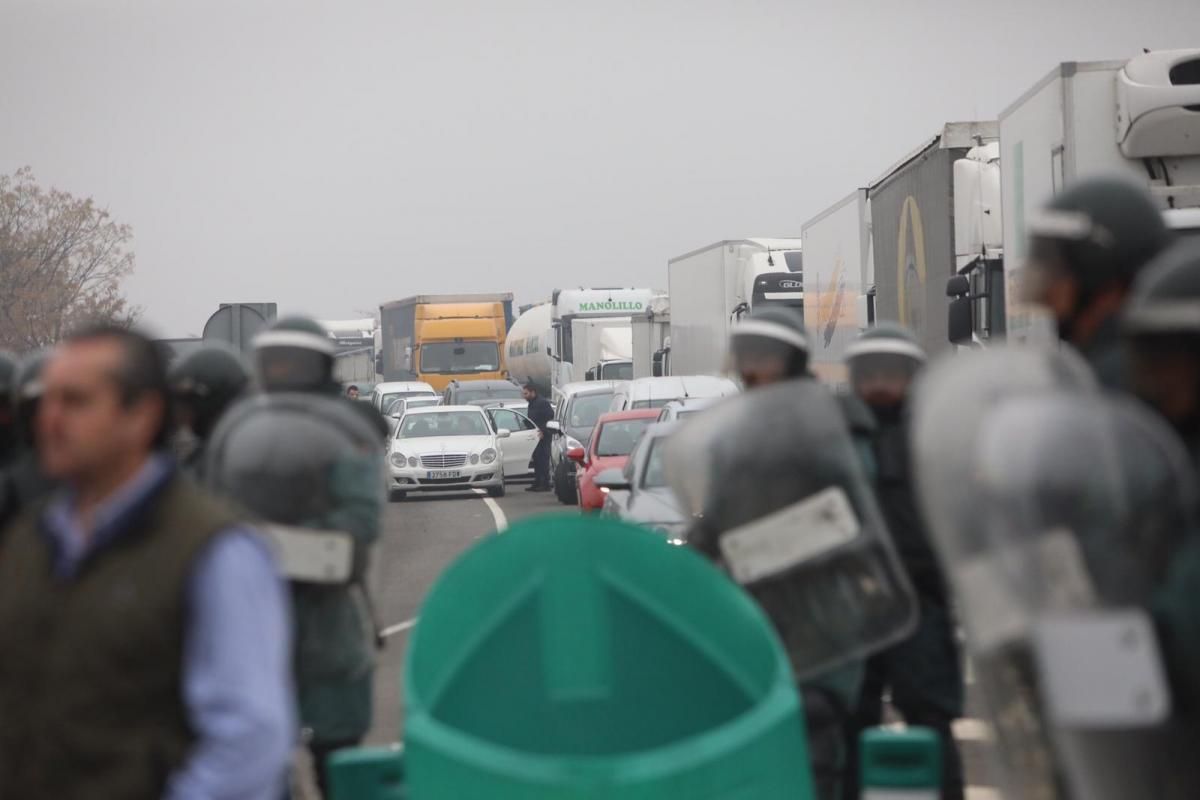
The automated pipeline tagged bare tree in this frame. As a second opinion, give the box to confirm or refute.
[0,167,139,349]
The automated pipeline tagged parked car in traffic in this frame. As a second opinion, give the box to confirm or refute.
[371,381,438,414]
[608,375,739,411]
[443,378,524,406]
[655,396,720,423]
[567,408,660,511]
[384,395,444,435]
[387,406,508,500]
[545,381,623,505]
[598,422,688,544]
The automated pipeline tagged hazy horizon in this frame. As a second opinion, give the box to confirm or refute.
[4,0,1198,337]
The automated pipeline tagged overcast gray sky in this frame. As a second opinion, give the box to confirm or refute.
[3,0,1198,336]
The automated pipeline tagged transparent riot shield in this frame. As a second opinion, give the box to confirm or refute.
[913,346,1200,800]
[666,378,917,682]
[205,392,386,583]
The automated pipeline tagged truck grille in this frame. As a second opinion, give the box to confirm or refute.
[421,453,467,469]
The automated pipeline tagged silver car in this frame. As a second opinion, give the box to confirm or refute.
[545,381,623,505]
[597,423,687,544]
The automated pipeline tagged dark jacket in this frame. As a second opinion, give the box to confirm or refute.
[1079,314,1128,393]
[528,395,554,432]
[0,475,236,800]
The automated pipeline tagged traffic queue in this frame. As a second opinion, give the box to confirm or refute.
[0,175,1200,800]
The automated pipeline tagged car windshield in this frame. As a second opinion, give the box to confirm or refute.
[632,398,672,410]
[398,411,490,438]
[382,391,434,409]
[595,418,653,457]
[456,385,523,403]
[568,392,615,431]
[420,342,500,374]
[642,438,668,488]
[387,397,440,415]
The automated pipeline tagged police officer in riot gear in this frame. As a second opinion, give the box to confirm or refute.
[718,308,912,800]
[1024,176,1172,389]
[841,323,963,800]
[1122,240,1200,463]
[206,315,386,797]
[168,345,251,478]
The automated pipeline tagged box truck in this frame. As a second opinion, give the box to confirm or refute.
[631,293,670,378]
[378,294,514,392]
[802,123,998,383]
[666,239,803,377]
[995,49,1200,346]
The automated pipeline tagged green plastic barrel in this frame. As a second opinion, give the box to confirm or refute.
[401,514,816,799]
[859,727,940,798]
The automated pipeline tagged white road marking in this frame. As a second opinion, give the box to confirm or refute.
[380,618,417,638]
[473,488,508,532]
[954,718,994,743]
[966,789,1003,800]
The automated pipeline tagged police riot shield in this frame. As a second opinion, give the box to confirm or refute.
[205,392,386,583]
[913,346,1200,800]
[665,379,917,682]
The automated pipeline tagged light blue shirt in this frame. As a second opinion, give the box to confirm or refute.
[42,454,296,800]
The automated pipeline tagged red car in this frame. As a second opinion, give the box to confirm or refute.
[568,409,660,511]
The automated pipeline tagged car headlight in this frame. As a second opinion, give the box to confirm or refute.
[470,453,480,465]
[481,448,497,465]
[390,452,408,468]
[408,456,419,468]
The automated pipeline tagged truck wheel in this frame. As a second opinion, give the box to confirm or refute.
[488,483,506,499]
[389,490,407,502]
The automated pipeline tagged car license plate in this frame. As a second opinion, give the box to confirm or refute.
[427,470,461,479]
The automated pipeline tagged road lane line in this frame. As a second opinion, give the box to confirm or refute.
[381,618,417,638]
[473,488,509,532]
[954,718,994,743]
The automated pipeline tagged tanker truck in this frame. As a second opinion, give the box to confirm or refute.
[505,288,657,393]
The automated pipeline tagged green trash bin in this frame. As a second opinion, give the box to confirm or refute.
[401,514,816,799]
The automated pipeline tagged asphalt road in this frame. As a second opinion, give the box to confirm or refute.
[365,483,563,746]
[346,483,1004,799]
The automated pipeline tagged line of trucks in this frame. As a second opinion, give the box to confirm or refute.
[273,49,1200,400]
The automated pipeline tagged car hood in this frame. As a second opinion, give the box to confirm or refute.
[392,435,495,455]
[626,487,687,526]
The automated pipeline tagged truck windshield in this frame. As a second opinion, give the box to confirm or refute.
[420,342,500,374]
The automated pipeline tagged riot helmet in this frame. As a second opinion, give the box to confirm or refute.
[845,322,926,414]
[1024,176,1171,344]
[252,316,337,393]
[13,349,49,448]
[667,379,916,680]
[1121,240,1200,444]
[168,344,251,440]
[727,307,809,389]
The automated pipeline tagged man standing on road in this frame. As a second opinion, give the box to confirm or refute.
[841,323,964,800]
[0,324,294,799]
[1023,176,1172,391]
[523,382,553,492]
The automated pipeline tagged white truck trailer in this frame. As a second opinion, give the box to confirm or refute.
[666,239,803,376]
[996,49,1200,346]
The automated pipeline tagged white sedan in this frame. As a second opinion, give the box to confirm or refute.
[387,406,509,500]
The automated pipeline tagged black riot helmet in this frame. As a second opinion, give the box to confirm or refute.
[169,345,251,440]
[845,322,926,412]
[1122,240,1200,443]
[13,350,49,448]
[253,316,337,394]
[727,307,810,389]
[1024,176,1171,342]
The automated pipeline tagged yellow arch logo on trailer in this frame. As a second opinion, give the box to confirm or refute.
[896,196,927,329]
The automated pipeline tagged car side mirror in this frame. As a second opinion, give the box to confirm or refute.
[594,468,631,493]
[946,275,970,298]
[948,296,974,346]
[545,420,562,434]
[566,447,586,464]
[496,428,511,439]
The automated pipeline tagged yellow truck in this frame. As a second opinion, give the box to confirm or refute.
[379,294,515,392]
